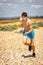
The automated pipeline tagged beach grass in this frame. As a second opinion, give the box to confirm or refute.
[0,18,43,31]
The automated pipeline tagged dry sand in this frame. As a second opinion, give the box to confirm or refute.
[0,27,43,65]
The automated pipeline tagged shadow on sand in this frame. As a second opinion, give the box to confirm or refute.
[22,54,34,58]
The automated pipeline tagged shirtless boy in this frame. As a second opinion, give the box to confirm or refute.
[20,12,36,57]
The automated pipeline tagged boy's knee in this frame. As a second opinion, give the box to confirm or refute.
[31,43,34,47]
[23,42,27,45]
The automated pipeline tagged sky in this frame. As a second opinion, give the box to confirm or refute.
[0,0,43,17]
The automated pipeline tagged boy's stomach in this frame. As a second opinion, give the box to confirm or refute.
[24,27,30,31]
[23,26,30,31]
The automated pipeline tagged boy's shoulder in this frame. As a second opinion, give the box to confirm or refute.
[27,18,32,24]
[27,18,31,22]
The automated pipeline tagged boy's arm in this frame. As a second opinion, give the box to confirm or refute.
[25,19,32,34]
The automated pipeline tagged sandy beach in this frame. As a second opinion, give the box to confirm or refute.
[0,27,43,65]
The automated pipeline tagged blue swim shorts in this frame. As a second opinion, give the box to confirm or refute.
[22,29,35,39]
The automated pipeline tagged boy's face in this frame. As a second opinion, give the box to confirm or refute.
[22,16,27,21]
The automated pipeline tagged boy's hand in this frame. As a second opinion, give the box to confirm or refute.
[25,32,29,34]
[25,29,32,34]
[24,32,27,34]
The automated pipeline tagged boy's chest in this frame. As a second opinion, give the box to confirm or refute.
[22,21,29,27]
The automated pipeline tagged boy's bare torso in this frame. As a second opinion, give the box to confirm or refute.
[22,18,32,31]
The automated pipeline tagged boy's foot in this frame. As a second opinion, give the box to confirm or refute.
[29,46,32,51]
[32,53,36,57]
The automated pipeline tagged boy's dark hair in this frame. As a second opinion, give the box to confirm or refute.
[22,12,27,17]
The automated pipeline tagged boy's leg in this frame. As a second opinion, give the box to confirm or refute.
[23,36,30,46]
[30,39,36,57]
